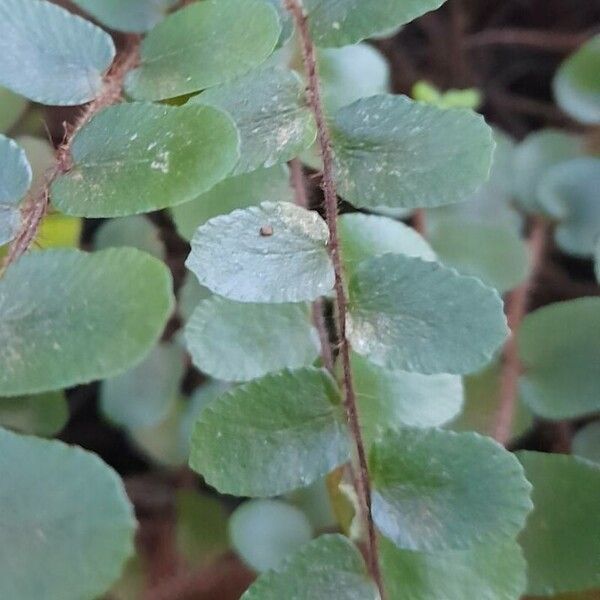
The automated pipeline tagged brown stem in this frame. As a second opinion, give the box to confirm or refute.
[412,210,427,236]
[2,37,140,273]
[312,299,335,373]
[466,28,597,52]
[285,1,385,595]
[289,159,335,373]
[290,158,309,208]
[493,217,547,446]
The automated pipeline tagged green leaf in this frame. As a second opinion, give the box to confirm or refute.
[449,361,533,443]
[131,398,194,467]
[538,158,600,257]
[286,479,337,531]
[94,215,165,259]
[230,499,313,572]
[192,67,316,175]
[331,95,494,210]
[16,135,54,196]
[380,536,527,600]
[512,129,583,213]
[130,380,230,468]
[572,421,600,465]
[339,213,436,275]
[172,165,293,241]
[303,0,445,47]
[125,0,281,101]
[35,213,82,251]
[0,428,135,600]
[189,368,349,497]
[241,534,380,599]
[518,298,600,420]
[427,129,522,234]
[317,44,390,113]
[351,353,463,444]
[0,134,31,244]
[0,136,32,197]
[595,239,600,283]
[51,103,239,217]
[347,254,508,375]
[185,297,319,382]
[554,35,600,124]
[370,428,533,552]
[265,0,294,47]
[178,273,212,323]
[186,202,334,303]
[0,87,27,133]
[429,220,529,293]
[517,451,600,596]
[0,0,115,105]
[130,400,185,466]
[72,0,177,33]
[0,248,174,396]
[179,380,231,455]
[0,392,68,437]
[175,490,229,567]
[100,343,185,429]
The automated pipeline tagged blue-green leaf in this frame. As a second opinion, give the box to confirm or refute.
[230,499,313,572]
[186,202,334,303]
[347,254,508,374]
[265,0,294,47]
[595,239,600,283]
[572,421,600,465]
[317,44,390,113]
[0,248,174,396]
[518,298,600,420]
[512,129,583,214]
[241,534,380,599]
[94,215,165,259]
[185,297,319,382]
[72,0,177,33]
[381,536,527,600]
[172,165,293,241]
[538,158,600,257]
[189,368,349,497]
[554,35,600,124]
[427,129,523,234]
[517,451,600,596]
[449,361,533,443]
[0,0,115,105]
[351,353,463,444]
[303,0,446,47]
[0,134,31,244]
[125,0,281,101]
[331,95,494,210]
[192,67,316,175]
[0,428,135,600]
[339,212,435,275]
[370,428,533,552]
[429,220,529,293]
[100,343,185,429]
[52,103,240,217]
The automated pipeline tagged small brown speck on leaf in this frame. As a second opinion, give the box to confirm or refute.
[260,225,274,237]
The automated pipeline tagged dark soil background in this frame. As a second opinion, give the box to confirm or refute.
[36,1,600,598]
